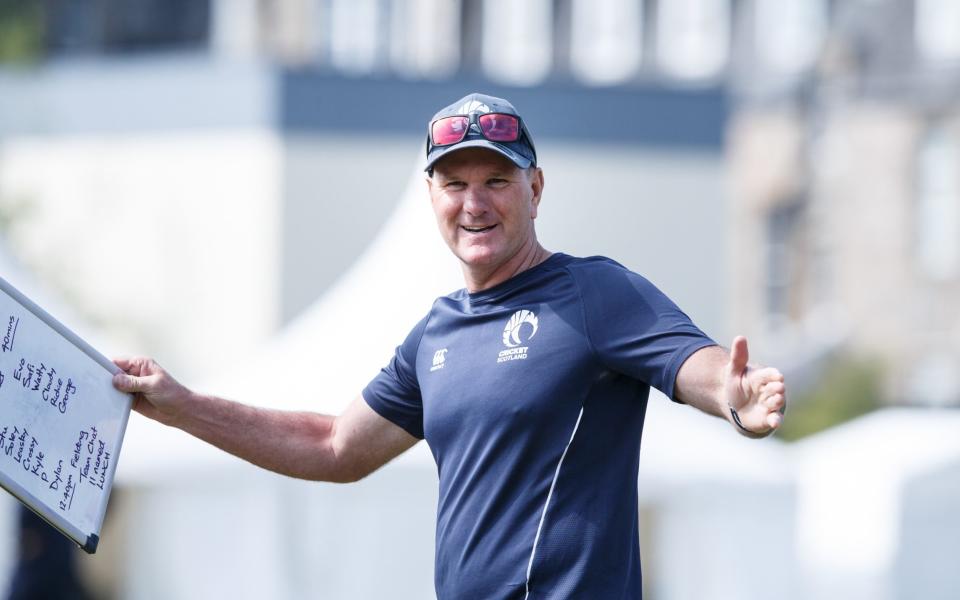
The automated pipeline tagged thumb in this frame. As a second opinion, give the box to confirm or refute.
[113,372,150,394]
[729,336,749,376]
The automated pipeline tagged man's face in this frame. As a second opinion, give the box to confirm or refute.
[427,148,544,274]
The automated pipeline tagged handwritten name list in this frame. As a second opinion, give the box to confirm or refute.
[0,277,130,553]
[0,308,107,519]
[2,314,79,415]
[0,423,109,513]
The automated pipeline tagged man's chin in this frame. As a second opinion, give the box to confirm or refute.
[456,248,501,268]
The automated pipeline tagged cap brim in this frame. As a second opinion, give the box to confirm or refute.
[425,139,533,172]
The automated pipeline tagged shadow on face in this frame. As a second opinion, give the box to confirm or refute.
[430,147,527,181]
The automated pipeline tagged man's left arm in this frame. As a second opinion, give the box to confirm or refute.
[674,336,786,438]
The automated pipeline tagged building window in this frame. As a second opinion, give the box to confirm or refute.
[329,0,385,74]
[45,0,210,53]
[656,0,730,80]
[482,0,553,86]
[766,200,805,326]
[389,0,461,79]
[754,0,826,75]
[569,0,642,86]
[915,127,960,280]
[916,0,960,63]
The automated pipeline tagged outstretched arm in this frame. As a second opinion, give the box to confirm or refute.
[112,357,419,482]
[674,337,786,438]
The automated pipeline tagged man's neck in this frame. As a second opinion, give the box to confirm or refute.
[463,242,552,293]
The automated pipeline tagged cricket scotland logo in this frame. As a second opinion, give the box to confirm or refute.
[498,310,538,363]
[457,99,491,114]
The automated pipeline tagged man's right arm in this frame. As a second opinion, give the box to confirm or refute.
[112,357,419,483]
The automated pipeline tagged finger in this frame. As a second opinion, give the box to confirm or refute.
[746,370,781,398]
[762,381,786,395]
[751,367,784,384]
[753,379,778,402]
[112,356,151,376]
[112,357,137,374]
[757,382,784,405]
[764,393,785,412]
[766,411,782,430]
[729,336,749,376]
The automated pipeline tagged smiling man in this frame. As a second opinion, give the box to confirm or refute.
[114,93,786,600]
[428,145,547,290]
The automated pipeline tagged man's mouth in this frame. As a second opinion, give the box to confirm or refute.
[461,225,497,234]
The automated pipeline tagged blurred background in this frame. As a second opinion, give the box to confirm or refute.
[0,0,957,599]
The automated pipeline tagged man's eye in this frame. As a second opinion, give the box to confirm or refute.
[446,181,466,189]
[487,178,507,186]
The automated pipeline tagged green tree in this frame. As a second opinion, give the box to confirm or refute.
[777,354,885,441]
[0,0,43,63]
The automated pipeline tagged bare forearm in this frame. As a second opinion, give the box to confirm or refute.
[113,358,419,482]
[169,393,347,482]
[674,345,728,419]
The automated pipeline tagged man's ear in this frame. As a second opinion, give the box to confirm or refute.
[530,167,544,219]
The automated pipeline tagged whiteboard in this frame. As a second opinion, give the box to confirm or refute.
[0,276,132,553]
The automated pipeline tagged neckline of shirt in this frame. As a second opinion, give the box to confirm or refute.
[465,252,572,305]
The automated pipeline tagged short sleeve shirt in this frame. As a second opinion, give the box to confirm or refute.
[363,253,716,600]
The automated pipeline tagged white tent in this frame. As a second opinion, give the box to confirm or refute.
[111,157,795,600]
[793,408,960,600]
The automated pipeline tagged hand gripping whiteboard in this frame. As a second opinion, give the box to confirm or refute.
[0,276,132,553]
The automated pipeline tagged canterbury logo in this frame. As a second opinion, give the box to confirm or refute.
[458,100,490,114]
[431,348,448,372]
[502,310,539,348]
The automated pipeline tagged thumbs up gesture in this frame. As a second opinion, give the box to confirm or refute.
[724,336,786,437]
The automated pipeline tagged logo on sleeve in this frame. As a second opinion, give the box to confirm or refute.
[498,310,538,363]
[431,348,448,372]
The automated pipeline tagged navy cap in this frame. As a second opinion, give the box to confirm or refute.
[425,92,537,173]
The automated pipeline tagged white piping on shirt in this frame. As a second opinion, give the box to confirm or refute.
[524,405,586,600]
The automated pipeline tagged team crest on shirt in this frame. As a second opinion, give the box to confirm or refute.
[431,348,448,372]
[498,310,538,363]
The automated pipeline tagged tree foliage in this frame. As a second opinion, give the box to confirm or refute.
[777,354,885,441]
[0,0,43,63]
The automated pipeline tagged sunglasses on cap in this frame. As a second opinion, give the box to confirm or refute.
[430,113,523,146]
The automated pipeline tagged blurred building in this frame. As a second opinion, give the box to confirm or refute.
[22,0,960,407]
[727,0,960,407]
[0,2,738,599]
[36,0,738,86]
[0,0,732,380]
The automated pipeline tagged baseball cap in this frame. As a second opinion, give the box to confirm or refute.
[425,92,538,174]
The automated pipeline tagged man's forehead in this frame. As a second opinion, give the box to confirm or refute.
[432,148,520,176]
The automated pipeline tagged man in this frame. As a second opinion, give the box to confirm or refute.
[113,93,786,599]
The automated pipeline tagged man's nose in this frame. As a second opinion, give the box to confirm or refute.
[462,188,489,215]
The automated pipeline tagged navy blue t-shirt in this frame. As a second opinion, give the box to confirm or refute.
[363,254,716,600]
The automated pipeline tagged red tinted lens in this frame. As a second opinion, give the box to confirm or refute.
[478,114,520,142]
[432,116,469,145]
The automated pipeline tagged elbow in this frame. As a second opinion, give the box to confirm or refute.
[317,434,373,484]
[294,462,363,484]
[321,462,371,484]
[320,412,389,483]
